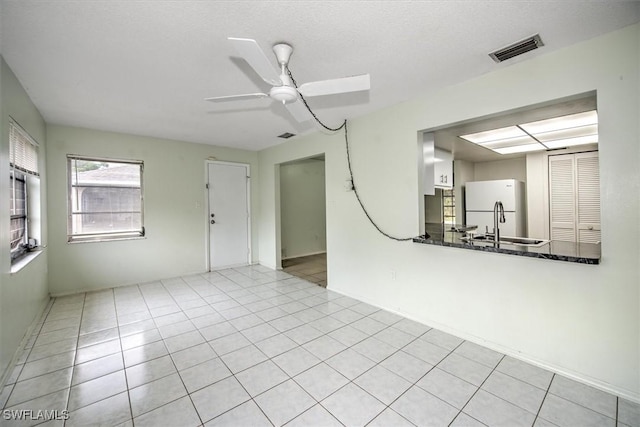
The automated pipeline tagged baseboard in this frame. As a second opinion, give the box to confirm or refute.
[1,297,52,388]
[328,283,640,404]
[49,269,209,297]
[282,250,327,260]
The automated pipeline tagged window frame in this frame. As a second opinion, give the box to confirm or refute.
[9,118,39,263]
[442,188,456,225]
[9,171,28,260]
[67,155,145,243]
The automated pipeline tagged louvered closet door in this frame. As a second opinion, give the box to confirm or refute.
[549,154,576,242]
[576,152,601,243]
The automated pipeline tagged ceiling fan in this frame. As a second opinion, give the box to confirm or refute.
[205,37,370,123]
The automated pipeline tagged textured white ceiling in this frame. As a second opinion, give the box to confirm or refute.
[1,1,638,151]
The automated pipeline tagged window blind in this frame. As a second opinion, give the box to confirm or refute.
[9,119,39,176]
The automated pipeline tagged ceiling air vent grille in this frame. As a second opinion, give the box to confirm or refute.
[278,132,296,139]
[489,34,544,63]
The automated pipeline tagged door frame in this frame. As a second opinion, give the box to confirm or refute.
[275,154,327,270]
[205,160,252,271]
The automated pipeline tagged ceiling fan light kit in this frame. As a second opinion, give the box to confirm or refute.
[205,37,371,122]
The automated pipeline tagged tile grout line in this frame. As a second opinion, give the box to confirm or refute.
[393,337,468,426]
[190,272,430,425]
[7,271,281,423]
[63,292,86,426]
[8,299,58,425]
[156,277,207,426]
[5,297,54,396]
[182,270,281,426]
[135,271,279,425]
[542,377,620,423]
[4,274,452,424]
[532,373,556,427]
[61,270,284,421]
[202,269,314,425]
[304,324,453,427]
[188,267,349,425]
[447,353,506,426]
[322,324,470,426]
[119,284,142,426]
[1,297,58,410]
[7,266,626,427]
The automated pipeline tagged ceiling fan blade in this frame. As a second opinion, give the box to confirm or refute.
[284,99,311,123]
[205,93,269,102]
[228,37,282,86]
[298,74,370,97]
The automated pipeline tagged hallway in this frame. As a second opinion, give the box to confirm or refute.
[282,253,327,288]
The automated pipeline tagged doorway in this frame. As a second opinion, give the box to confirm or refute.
[207,161,251,270]
[278,155,327,287]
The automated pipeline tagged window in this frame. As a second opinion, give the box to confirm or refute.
[9,119,39,262]
[67,156,144,242]
[443,188,455,225]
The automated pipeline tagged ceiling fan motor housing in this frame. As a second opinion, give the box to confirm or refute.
[270,85,298,103]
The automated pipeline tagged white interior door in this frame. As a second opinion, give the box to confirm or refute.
[208,162,250,270]
[575,152,601,243]
[549,151,601,243]
[549,154,577,242]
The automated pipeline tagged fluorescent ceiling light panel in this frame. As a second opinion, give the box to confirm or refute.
[519,110,598,134]
[533,124,598,142]
[494,144,544,155]
[543,134,599,149]
[481,135,537,149]
[458,109,598,154]
[460,126,526,144]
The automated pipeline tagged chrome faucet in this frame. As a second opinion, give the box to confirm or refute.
[493,201,506,243]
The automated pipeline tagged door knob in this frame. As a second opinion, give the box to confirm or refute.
[210,213,215,218]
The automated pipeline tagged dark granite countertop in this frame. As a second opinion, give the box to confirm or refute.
[414,223,601,264]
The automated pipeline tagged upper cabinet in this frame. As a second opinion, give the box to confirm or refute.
[434,148,453,189]
[423,133,453,195]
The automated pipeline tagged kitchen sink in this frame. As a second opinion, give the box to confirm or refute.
[462,235,550,247]
[499,236,550,246]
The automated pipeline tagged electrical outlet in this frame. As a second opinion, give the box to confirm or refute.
[390,270,397,280]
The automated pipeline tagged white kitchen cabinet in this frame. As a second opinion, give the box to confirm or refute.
[423,133,436,195]
[423,133,454,195]
[434,148,453,189]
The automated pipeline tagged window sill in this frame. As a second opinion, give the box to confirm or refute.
[10,248,45,275]
[68,235,146,244]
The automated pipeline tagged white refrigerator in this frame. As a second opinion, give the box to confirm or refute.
[465,179,525,237]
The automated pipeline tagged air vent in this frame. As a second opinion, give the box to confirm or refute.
[278,132,296,139]
[489,34,544,63]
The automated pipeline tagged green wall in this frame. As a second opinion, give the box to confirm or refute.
[46,125,260,295]
[280,158,327,259]
[258,24,640,400]
[0,57,49,382]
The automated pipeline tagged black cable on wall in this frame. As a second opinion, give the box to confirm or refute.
[288,68,415,242]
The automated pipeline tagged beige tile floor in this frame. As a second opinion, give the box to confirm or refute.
[282,253,327,288]
[1,264,638,427]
